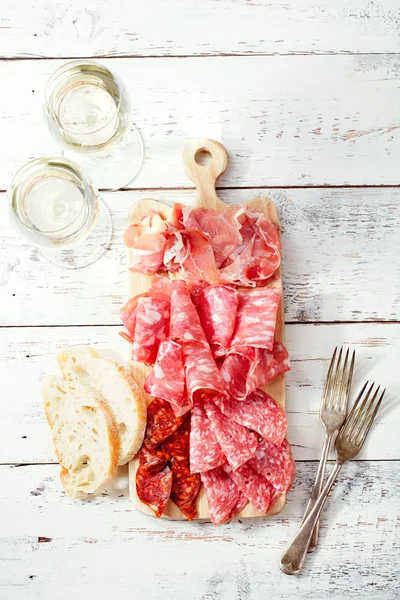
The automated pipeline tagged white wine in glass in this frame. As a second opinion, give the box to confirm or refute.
[9,157,112,269]
[44,61,144,191]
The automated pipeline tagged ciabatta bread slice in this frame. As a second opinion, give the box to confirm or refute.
[57,346,146,465]
[43,375,120,499]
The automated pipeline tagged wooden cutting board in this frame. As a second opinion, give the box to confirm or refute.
[127,138,286,519]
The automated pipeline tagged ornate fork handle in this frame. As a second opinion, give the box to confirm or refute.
[301,431,332,552]
[280,461,343,575]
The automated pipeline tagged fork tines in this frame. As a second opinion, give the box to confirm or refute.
[324,347,356,412]
[340,381,386,446]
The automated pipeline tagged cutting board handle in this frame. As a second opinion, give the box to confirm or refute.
[182,138,229,209]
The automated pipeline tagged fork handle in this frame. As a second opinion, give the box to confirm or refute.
[280,461,343,575]
[301,432,332,553]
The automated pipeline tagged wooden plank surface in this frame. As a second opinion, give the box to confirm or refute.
[0,461,399,599]
[1,322,398,465]
[2,187,399,327]
[1,56,400,189]
[1,0,400,58]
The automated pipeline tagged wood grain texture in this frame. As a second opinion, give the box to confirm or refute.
[1,322,399,465]
[1,461,399,599]
[1,0,400,58]
[2,187,399,327]
[126,139,286,519]
[1,56,400,189]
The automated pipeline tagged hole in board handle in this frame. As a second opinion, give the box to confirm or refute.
[195,149,213,167]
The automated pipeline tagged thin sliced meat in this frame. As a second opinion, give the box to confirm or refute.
[144,339,186,416]
[182,205,245,266]
[189,400,225,473]
[183,343,226,403]
[188,279,210,308]
[169,203,185,230]
[201,467,242,525]
[138,444,169,475]
[224,463,272,514]
[169,280,209,347]
[230,288,281,353]
[125,210,168,274]
[144,398,188,449]
[228,492,248,519]
[219,234,256,287]
[214,389,287,446]
[204,400,258,470]
[251,341,291,388]
[248,439,296,494]
[170,458,201,520]
[197,285,239,357]
[219,349,261,401]
[136,465,172,518]
[162,416,191,460]
[164,230,219,284]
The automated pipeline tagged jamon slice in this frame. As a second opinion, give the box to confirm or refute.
[144,339,186,416]
[165,230,219,284]
[125,210,168,274]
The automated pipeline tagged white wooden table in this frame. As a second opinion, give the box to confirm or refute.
[1,2,400,598]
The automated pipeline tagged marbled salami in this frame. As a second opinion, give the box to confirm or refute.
[214,389,287,446]
[144,339,186,416]
[144,397,188,449]
[170,279,209,347]
[230,288,281,353]
[204,400,258,470]
[183,342,225,403]
[248,438,296,494]
[251,341,291,388]
[224,463,272,514]
[201,467,243,525]
[196,285,239,357]
[189,400,225,473]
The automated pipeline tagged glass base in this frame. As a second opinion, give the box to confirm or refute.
[38,199,112,269]
[62,124,144,191]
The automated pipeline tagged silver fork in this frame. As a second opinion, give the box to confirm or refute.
[301,347,355,553]
[280,381,385,575]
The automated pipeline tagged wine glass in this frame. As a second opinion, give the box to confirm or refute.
[44,60,144,191]
[8,157,112,269]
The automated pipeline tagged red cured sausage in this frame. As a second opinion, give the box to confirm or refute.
[248,438,296,495]
[189,400,226,473]
[138,444,169,475]
[214,389,287,447]
[144,339,186,417]
[196,285,239,357]
[136,465,173,518]
[201,467,243,525]
[144,397,188,449]
[162,416,191,460]
[170,458,201,520]
[203,400,258,470]
[224,463,272,514]
[230,288,281,353]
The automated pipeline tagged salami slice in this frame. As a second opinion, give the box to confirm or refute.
[144,339,186,416]
[136,465,173,518]
[170,280,209,347]
[189,400,225,473]
[162,416,191,460]
[224,463,272,514]
[144,397,188,449]
[131,294,170,366]
[214,389,287,446]
[230,288,281,353]
[183,342,225,403]
[203,401,258,470]
[228,492,248,520]
[248,439,296,494]
[170,458,201,520]
[251,341,291,388]
[219,348,261,401]
[201,467,242,525]
[138,444,169,475]
[196,285,239,357]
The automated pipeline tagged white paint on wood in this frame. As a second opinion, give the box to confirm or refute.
[1,323,399,464]
[0,462,399,599]
[1,56,400,188]
[1,1,400,58]
[1,187,399,326]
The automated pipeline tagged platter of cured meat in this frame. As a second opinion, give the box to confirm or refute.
[120,139,295,523]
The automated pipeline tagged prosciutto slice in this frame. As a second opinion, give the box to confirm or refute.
[125,210,168,274]
[165,230,219,284]
[196,285,239,357]
[144,339,186,416]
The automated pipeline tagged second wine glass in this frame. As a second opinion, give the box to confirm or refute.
[44,60,144,191]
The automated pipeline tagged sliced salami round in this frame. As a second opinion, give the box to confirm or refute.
[170,457,201,520]
[136,465,173,518]
[197,285,239,357]
[144,339,186,416]
[183,342,225,403]
[144,397,188,449]
[224,463,272,514]
[170,279,209,347]
[230,288,281,353]
[248,438,296,494]
[189,400,225,473]
[203,400,258,470]
[201,467,242,525]
[214,389,287,447]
